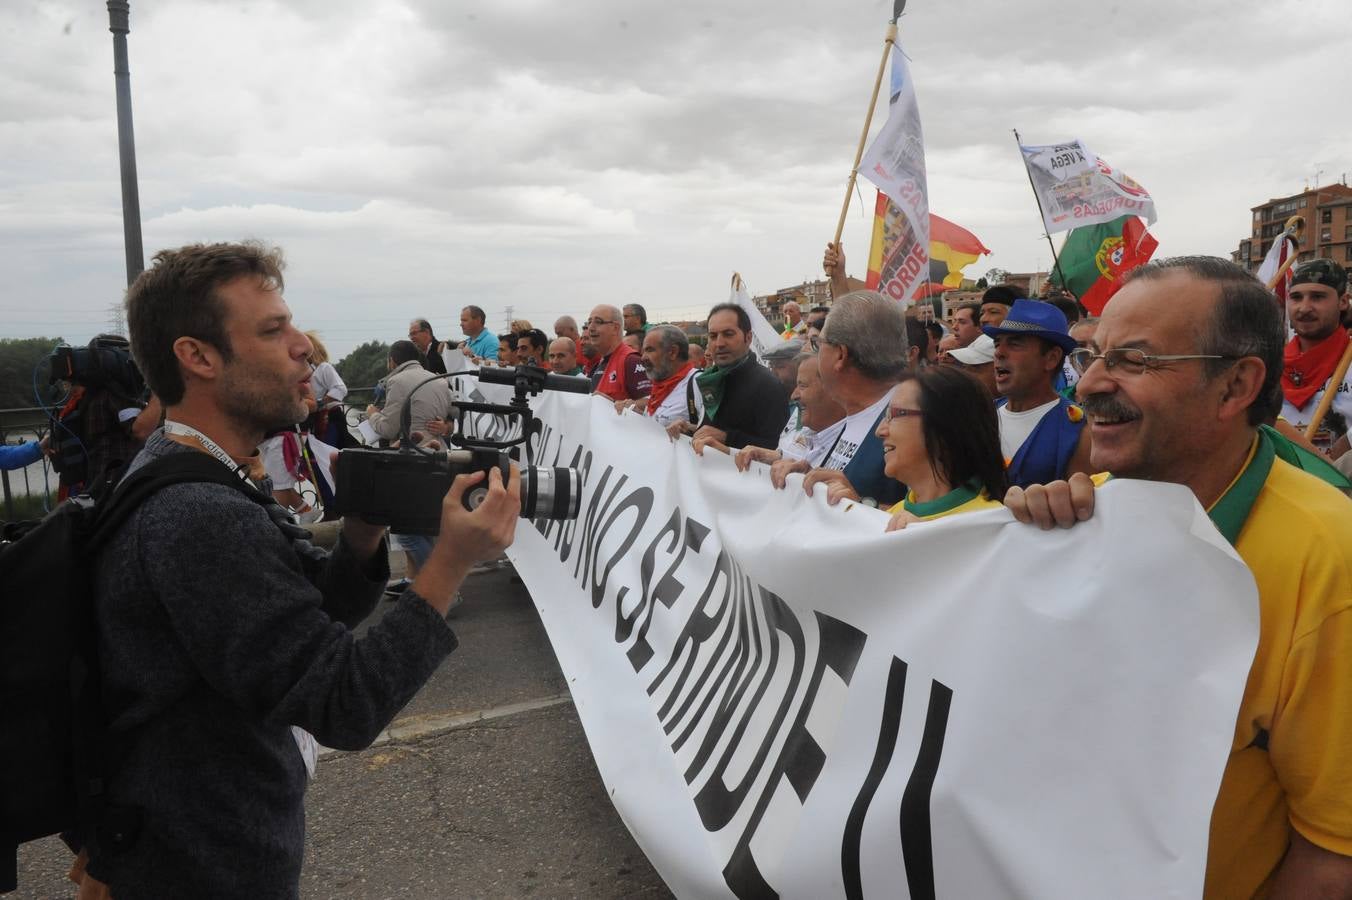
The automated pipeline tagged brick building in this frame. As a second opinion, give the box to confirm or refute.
[1233,182,1352,273]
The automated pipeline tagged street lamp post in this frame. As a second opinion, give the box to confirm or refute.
[107,0,144,300]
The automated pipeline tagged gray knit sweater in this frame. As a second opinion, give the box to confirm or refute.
[86,432,457,898]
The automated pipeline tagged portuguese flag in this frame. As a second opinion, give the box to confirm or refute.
[1054,215,1158,315]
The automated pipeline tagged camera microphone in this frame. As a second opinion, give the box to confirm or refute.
[474,365,592,395]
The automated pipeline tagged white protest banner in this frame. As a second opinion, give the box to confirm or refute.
[507,392,1259,899]
[730,274,785,360]
[858,42,929,306]
[1018,139,1157,234]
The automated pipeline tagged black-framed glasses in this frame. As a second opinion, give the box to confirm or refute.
[883,406,924,423]
[586,318,618,328]
[1068,347,1236,376]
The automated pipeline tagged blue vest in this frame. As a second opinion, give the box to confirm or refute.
[999,397,1085,489]
[842,411,906,507]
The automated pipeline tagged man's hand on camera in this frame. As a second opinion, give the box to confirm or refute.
[414,465,522,615]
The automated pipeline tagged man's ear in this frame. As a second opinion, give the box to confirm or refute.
[172,337,222,384]
[1217,357,1267,423]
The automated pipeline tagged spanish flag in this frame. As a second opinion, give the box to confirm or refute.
[867,192,990,298]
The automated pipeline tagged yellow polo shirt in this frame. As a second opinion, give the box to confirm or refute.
[1197,437,1352,897]
[1092,437,1352,894]
[885,480,1003,520]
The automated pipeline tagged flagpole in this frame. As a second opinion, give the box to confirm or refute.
[1012,128,1069,295]
[832,21,899,248]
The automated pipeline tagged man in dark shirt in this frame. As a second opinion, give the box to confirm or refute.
[689,303,790,451]
[78,241,521,898]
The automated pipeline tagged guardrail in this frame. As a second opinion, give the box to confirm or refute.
[1,392,381,521]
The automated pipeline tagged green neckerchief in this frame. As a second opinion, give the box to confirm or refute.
[1207,430,1276,547]
[696,351,755,421]
[565,366,584,376]
[903,478,982,519]
[1261,424,1352,490]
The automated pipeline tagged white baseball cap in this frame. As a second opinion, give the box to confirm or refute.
[946,334,995,365]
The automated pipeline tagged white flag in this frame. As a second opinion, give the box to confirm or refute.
[1255,232,1297,302]
[858,42,929,305]
[1019,139,1157,234]
[729,274,784,361]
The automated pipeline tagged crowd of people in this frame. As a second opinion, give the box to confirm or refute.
[367,249,1352,896]
[17,236,1352,898]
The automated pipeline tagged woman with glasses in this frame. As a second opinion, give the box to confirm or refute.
[877,366,1008,531]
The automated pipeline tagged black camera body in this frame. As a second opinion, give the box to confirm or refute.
[331,365,589,534]
[48,335,144,398]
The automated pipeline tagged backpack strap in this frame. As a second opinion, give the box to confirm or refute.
[86,452,272,551]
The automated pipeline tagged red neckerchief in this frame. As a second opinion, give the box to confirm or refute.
[1283,328,1351,410]
[645,363,694,415]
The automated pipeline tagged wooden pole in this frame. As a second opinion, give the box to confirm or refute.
[833,23,898,247]
[1264,246,1300,291]
[1302,339,1352,441]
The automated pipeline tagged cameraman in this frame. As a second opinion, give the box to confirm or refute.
[49,335,161,499]
[74,241,521,899]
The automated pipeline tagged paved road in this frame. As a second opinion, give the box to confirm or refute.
[13,557,673,899]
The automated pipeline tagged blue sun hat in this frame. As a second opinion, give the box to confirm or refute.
[982,298,1077,355]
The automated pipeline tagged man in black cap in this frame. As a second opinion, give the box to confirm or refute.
[979,284,1027,328]
[1278,259,1350,458]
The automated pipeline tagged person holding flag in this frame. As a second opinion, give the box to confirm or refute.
[1278,259,1352,457]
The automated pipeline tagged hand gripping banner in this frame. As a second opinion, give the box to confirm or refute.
[507,393,1259,899]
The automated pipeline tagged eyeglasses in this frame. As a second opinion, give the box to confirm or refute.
[586,318,618,329]
[883,406,924,423]
[1068,347,1237,376]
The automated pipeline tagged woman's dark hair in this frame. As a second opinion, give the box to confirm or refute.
[902,365,1008,501]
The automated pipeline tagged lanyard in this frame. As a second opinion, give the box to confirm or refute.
[162,420,259,491]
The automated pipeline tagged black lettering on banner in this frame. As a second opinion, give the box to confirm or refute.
[588,486,653,611]
[677,584,767,771]
[670,570,767,759]
[718,613,868,898]
[685,589,804,832]
[619,509,682,645]
[648,550,739,726]
[627,514,711,672]
[841,657,953,900]
[898,682,952,900]
[571,465,623,583]
[662,555,756,751]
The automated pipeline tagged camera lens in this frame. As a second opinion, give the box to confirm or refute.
[523,466,581,520]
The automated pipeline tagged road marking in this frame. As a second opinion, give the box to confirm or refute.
[318,693,574,758]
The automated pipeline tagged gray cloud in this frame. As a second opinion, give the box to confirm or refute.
[1,0,1348,362]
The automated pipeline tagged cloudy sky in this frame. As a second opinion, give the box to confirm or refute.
[2,0,1348,361]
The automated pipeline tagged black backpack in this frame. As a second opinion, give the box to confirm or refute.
[0,452,274,893]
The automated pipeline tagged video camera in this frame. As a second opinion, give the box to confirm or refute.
[48,335,144,399]
[332,364,591,534]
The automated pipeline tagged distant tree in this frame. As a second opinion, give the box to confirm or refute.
[335,341,391,393]
[984,268,1009,286]
[975,277,989,289]
[0,337,64,409]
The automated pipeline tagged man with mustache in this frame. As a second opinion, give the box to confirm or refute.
[985,299,1093,488]
[1007,256,1352,898]
[1277,259,1351,458]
